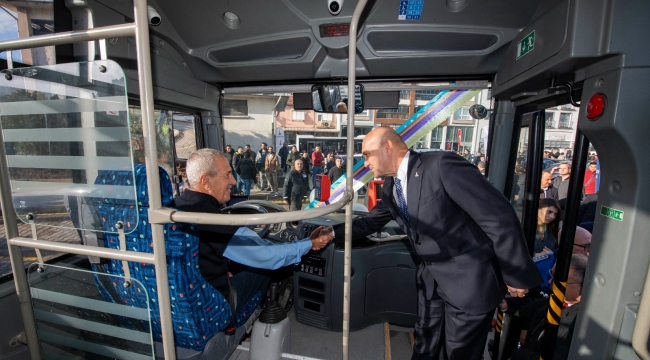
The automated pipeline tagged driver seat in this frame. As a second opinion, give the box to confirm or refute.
[90,164,262,359]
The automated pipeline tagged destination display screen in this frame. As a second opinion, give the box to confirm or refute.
[319,23,350,37]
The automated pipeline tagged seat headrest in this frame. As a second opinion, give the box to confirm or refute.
[94,165,174,207]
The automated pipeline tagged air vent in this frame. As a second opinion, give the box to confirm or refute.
[207,37,312,64]
[367,30,499,54]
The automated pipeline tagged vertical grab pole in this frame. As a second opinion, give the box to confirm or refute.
[343,0,368,359]
[0,54,42,360]
[539,129,589,360]
[133,0,175,359]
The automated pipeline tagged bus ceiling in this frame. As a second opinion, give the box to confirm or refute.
[78,0,548,85]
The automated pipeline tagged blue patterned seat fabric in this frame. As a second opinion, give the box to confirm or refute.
[91,164,262,351]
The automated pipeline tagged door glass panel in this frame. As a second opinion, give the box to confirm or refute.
[509,125,529,222]
[0,60,138,233]
[28,263,154,360]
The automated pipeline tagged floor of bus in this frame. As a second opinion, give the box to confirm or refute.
[229,308,410,360]
[229,307,494,360]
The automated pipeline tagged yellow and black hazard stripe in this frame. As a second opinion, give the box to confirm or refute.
[495,311,503,334]
[546,280,567,325]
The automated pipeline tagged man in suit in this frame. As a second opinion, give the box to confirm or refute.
[333,127,541,359]
[540,170,559,199]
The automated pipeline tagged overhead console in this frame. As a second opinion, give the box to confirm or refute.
[492,0,650,102]
[294,213,417,332]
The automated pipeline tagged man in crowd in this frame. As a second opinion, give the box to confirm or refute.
[583,161,598,196]
[301,150,312,189]
[242,144,253,160]
[328,156,345,183]
[286,145,300,170]
[169,149,333,314]
[551,162,571,200]
[231,146,245,194]
[540,170,559,199]
[236,152,257,196]
[311,145,325,187]
[265,146,280,196]
[334,127,541,359]
[278,142,289,173]
[325,152,336,174]
[224,144,235,166]
[256,142,269,190]
[283,159,309,211]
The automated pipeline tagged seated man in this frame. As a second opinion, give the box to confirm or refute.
[169,149,332,313]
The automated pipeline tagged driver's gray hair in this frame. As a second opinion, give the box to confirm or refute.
[186,148,227,187]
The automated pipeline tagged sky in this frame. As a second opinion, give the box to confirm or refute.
[0,6,23,62]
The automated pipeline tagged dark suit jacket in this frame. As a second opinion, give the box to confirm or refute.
[334,151,541,315]
[540,186,559,200]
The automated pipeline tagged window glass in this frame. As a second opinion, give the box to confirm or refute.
[222,99,248,117]
[170,113,197,196]
[559,113,572,128]
[445,126,474,152]
[453,107,471,120]
[545,113,555,128]
[293,111,305,121]
[0,3,55,66]
[128,107,173,180]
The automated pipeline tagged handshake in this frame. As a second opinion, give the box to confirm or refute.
[309,226,334,251]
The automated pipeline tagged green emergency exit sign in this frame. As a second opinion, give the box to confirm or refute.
[516,30,535,60]
[600,205,624,221]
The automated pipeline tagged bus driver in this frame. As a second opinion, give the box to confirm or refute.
[170,149,333,314]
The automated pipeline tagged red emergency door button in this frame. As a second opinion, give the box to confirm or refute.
[586,94,606,119]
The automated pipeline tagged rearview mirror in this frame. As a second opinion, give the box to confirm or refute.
[312,84,364,114]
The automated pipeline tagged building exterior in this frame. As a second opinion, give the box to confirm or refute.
[221,95,277,150]
[543,104,579,150]
[275,95,339,146]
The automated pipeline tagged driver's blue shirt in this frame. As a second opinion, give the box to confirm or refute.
[223,227,312,269]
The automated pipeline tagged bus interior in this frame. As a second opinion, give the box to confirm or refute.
[0,0,649,359]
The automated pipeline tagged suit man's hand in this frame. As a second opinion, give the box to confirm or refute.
[507,285,529,298]
[309,226,333,250]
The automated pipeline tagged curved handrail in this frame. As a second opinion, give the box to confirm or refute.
[148,191,354,226]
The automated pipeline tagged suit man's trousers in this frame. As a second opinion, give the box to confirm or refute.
[412,267,493,360]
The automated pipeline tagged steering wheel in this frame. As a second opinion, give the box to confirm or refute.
[222,203,271,238]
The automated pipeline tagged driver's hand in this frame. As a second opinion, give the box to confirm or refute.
[309,226,333,250]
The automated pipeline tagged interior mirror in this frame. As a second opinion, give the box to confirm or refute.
[312,84,364,114]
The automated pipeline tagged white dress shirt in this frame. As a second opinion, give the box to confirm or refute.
[392,152,410,205]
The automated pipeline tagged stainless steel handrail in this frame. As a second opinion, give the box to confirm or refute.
[0,23,135,51]
[342,1,368,359]
[149,192,353,226]
[9,238,156,264]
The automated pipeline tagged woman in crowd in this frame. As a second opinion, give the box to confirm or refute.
[535,198,562,256]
